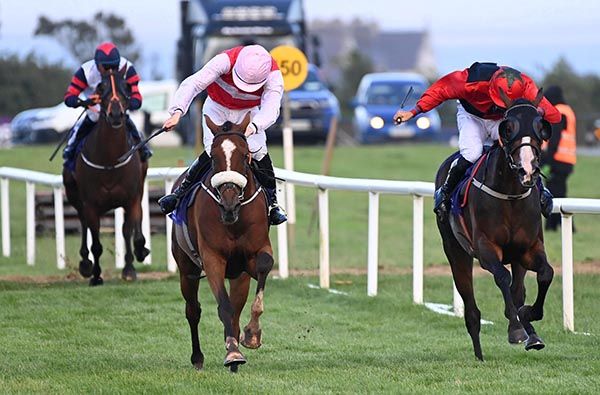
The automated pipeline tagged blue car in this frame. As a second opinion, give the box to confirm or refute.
[353,72,441,144]
[269,64,340,141]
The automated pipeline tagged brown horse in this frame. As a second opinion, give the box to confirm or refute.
[171,113,273,372]
[436,89,554,360]
[63,68,149,286]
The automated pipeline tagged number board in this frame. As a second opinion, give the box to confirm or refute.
[270,45,309,91]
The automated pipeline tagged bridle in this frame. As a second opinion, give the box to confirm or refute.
[98,69,130,125]
[202,131,262,208]
[499,103,543,175]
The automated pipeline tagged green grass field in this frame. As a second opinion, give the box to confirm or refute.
[1,143,599,393]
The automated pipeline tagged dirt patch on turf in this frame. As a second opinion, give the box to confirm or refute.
[1,262,599,284]
[0,271,175,284]
[278,261,600,277]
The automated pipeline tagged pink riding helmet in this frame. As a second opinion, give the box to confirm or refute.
[232,45,272,92]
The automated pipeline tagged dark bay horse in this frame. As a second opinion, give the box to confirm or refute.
[63,68,149,286]
[437,89,554,360]
[172,113,273,372]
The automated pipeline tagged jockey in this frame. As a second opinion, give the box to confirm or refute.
[394,62,561,220]
[157,44,287,226]
[62,42,152,163]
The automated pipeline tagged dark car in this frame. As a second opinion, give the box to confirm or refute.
[353,72,441,144]
[268,64,340,141]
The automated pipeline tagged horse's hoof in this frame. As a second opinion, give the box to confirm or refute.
[224,351,246,370]
[121,268,137,282]
[241,328,262,349]
[524,334,545,351]
[191,352,204,370]
[135,247,150,262]
[79,260,93,278]
[508,327,528,344]
[89,276,104,286]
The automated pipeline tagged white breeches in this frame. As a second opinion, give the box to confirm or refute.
[456,103,502,163]
[202,97,268,161]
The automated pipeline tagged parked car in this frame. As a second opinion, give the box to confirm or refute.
[10,80,179,145]
[268,64,340,141]
[352,72,441,144]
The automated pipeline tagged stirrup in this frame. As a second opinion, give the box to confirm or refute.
[268,204,287,226]
[158,193,179,214]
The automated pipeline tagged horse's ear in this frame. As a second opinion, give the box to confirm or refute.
[498,87,513,108]
[533,88,544,107]
[204,115,220,135]
[239,112,252,132]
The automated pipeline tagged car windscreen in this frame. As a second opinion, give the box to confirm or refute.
[295,69,326,92]
[365,81,425,106]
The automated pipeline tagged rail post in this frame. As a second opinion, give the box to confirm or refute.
[1,177,9,257]
[165,179,176,273]
[367,192,380,296]
[276,179,289,278]
[318,188,329,288]
[412,195,424,303]
[53,186,66,269]
[561,212,574,331]
[26,182,35,265]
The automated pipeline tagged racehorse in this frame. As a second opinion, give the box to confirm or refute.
[436,88,554,360]
[63,68,149,286]
[171,113,273,372]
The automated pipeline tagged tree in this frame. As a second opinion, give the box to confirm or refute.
[0,54,71,117]
[34,12,141,64]
[335,49,374,118]
[541,57,600,144]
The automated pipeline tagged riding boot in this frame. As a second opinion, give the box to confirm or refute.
[63,116,95,162]
[434,155,472,220]
[158,151,211,214]
[540,186,554,219]
[126,117,153,161]
[254,153,287,225]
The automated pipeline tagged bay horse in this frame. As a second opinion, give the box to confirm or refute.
[436,89,554,360]
[172,113,273,372]
[63,68,149,286]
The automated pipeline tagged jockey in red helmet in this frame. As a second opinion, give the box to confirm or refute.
[62,42,152,164]
[394,63,561,220]
[157,44,287,226]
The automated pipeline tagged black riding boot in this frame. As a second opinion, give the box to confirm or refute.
[126,117,153,161]
[254,154,287,225]
[540,185,554,219]
[434,155,472,220]
[63,116,96,162]
[158,151,211,214]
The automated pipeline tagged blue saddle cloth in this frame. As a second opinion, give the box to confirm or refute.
[63,137,88,172]
[169,178,205,226]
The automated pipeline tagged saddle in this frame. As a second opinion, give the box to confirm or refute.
[450,152,489,217]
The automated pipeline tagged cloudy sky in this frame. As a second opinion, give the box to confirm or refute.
[1,0,599,80]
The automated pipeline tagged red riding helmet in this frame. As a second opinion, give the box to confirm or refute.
[94,42,121,68]
[488,67,527,107]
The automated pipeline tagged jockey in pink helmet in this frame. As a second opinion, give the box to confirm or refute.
[158,44,287,226]
[62,42,152,164]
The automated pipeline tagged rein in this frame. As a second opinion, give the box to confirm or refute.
[200,181,263,207]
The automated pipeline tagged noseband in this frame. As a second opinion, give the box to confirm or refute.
[201,132,262,209]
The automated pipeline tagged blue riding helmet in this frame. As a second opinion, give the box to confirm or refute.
[94,42,120,68]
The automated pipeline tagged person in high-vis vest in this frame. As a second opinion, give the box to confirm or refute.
[157,44,287,225]
[542,85,576,231]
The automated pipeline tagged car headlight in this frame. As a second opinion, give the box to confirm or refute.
[416,116,431,130]
[370,116,384,130]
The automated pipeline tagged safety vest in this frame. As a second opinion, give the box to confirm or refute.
[553,103,577,164]
[205,46,278,110]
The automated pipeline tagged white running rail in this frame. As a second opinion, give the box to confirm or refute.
[1,166,599,332]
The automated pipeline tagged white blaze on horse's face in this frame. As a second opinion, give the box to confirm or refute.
[210,138,248,190]
[518,136,536,183]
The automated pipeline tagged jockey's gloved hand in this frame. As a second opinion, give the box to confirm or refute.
[76,99,94,108]
[245,122,258,137]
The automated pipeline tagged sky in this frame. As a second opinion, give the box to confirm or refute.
[1,0,599,80]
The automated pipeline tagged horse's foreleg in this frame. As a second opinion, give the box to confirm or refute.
[78,222,93,278]
[518,250,554,351]
[129,198,150,264]
[205,258,246,370]
[83,206,103,286]
[508,263,528,344]
[229,273,251,342]
[241,251,273,350]
[121,207,137,281]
